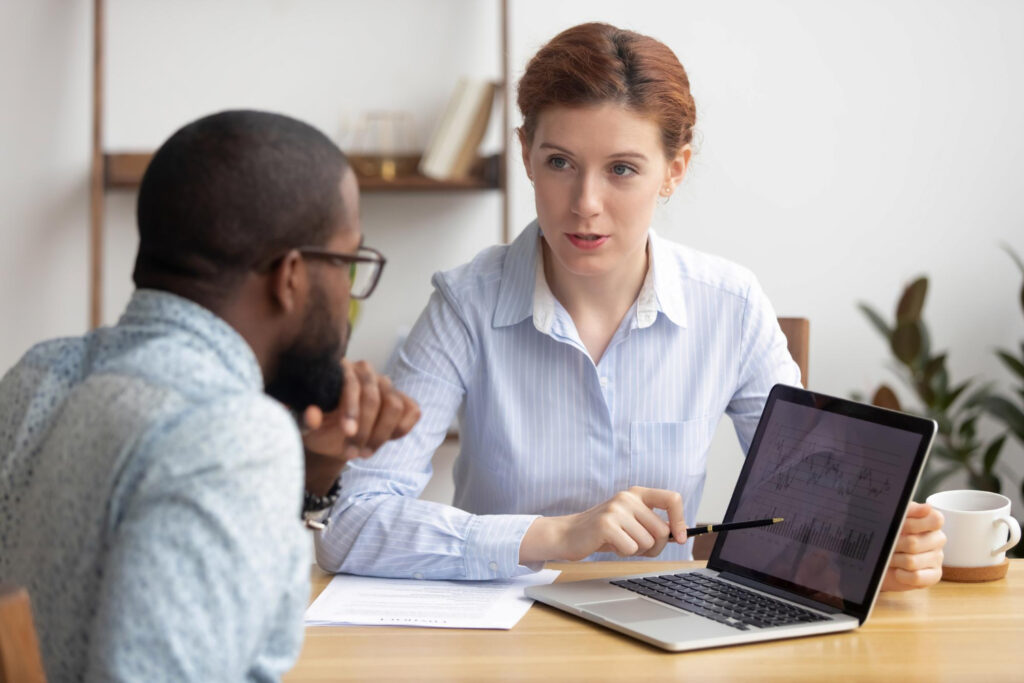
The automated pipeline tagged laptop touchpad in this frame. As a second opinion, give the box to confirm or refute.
[582,598,687,623]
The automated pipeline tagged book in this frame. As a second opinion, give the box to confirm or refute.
[419,78,496,180]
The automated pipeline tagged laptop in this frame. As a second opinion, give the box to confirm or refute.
[526,383,936,652]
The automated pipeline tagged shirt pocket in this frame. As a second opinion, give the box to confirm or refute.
[629,417,715,488]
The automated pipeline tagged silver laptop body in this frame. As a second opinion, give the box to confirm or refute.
[526,384,936,652]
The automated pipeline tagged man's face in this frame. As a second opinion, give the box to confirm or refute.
[264,168,362,413]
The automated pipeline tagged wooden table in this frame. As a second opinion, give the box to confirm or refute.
[285,560,1023,681]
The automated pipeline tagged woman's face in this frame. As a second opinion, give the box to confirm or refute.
[520,103,689,282]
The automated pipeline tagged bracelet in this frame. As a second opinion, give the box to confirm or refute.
[302,479,341,530]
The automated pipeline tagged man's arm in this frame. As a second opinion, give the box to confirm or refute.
[85,398,308,682]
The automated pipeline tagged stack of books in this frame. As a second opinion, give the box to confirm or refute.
[419,78,497,181]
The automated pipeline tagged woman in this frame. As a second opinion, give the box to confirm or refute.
[312,22,944,589]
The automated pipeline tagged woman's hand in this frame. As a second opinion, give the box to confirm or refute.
[879,502,946,591]
[301,359,420,495]
[519,487,688,564]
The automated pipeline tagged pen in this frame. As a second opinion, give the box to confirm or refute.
[670,517,784,540]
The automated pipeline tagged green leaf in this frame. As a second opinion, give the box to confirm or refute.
[915,378,937,405]
[891,322,922,365]
[968,471,1001,493]
[995,350,1024,382]
[958,415,978,440]
[930,442,954,461]
[915,463,958,501]
[982,435,1006,474]
[1003,243,1024,276]
[963,382,995,409]
[940,380,971,411]
[916,323,932,368]
[982,395,1024,442]
[923,354,947,385]
[896,277,928,324]
[871,385,901,411]
[858,303,892,340]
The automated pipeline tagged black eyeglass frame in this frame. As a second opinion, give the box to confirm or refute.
[261,245,387,300]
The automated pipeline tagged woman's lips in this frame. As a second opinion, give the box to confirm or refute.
[566,233,609,250]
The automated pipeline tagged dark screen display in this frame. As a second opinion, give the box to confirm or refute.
[715,396,924,609]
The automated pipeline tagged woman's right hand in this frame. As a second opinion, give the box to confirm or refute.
[519,487,688,563]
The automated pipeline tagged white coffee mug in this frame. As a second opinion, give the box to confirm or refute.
[926,489,1021,567]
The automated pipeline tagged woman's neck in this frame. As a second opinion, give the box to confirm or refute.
[541,238,649,363]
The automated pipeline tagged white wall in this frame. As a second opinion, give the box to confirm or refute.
[3,1,1023,521]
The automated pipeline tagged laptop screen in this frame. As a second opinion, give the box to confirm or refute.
[710,384,934,619]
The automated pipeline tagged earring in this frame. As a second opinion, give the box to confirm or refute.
[659,186,672,205]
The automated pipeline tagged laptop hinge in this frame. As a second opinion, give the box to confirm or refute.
[717,571,844,615]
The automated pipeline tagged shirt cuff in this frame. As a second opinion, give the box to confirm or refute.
[463,514,540,579]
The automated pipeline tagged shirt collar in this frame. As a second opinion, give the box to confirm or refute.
[648,228,688,328]
[118,288,264,390]
[493,221,542,328]
[493,222,688,331]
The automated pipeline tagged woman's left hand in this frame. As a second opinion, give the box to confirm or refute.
[879,502,946,591]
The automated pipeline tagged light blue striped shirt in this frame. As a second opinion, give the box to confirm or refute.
[317,222,800,580]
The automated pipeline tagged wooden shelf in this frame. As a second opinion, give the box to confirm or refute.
[90,0,511,327]
[103,151,501,193]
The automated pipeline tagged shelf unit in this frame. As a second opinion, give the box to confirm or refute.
[89,0,512,327]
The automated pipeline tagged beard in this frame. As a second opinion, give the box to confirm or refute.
[265,284,347,413]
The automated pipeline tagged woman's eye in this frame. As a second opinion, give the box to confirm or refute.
[547,156,569,170]
[611,163,636,177]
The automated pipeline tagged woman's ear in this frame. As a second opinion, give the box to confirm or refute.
[663,144,692,196]
[268,249,306,315]
[517,127,533,182]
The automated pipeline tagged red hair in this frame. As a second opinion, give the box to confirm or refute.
[517,22,696,158]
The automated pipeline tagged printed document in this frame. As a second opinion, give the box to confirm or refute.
[305,569,561,629]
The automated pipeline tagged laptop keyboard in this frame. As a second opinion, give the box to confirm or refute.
[610,573,831,630]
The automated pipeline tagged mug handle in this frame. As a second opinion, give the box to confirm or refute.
[992,515,1022,556]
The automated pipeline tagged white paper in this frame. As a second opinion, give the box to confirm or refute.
[304,569,561,629]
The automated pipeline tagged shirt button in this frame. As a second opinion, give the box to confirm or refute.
[599,377,609,388]
[413,572,424,580]
[489,561,499,571]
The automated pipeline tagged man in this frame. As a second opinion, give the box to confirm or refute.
[0,110,418,680]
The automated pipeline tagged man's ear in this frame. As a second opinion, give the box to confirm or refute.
[517,127,533,182]
[268,249,306,315]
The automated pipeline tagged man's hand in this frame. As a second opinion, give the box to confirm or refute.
[301,359,420,495]
[880,502,945,591]
[520,487,687,564]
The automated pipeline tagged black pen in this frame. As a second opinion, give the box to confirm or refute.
[670,517,784,540]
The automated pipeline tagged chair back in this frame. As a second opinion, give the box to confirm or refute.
[0,584,47,683]
[777,317,809,387]
[692,316,810,560]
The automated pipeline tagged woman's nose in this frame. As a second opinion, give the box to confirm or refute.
[571,174,602,218]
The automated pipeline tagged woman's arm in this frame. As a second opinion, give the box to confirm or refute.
[313,284,540,580]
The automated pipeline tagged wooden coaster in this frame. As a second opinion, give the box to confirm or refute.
[941,559,1009,582]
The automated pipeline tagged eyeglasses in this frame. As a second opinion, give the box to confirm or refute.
[295,245,387,299]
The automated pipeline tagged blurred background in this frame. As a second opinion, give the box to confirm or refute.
[2,0,1021,523]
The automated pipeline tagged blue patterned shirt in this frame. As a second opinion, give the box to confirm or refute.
[316,222,800,580]
[0,290,309,682]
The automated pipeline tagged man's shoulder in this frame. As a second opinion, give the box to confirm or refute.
[143,392,300,473]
